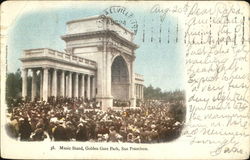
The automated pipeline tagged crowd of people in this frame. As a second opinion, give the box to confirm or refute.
[5,97,185,143]
[113,99,131,107]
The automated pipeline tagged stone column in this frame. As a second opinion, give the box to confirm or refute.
[138,85,140,99]
[31,69,37,101]
[81,74,85,98]
[92,76,96,98]
[138,85,141,99]
[106,54,112,97]
[135,84,139,98]
[48,70,51,97]
[40,70,43,100]
[43,68,49,101]
[141,85,144,100]
[52,69,57,98]
[65,74,68,97]
[60,70,65,97]
[87,75,91,99]
[130,62,136,107]
[74,73,79,98]
[136,85,138,98]
[22,68,28,98]
[68,72,72,98]
[141,85,143,99]
[140,85,142,99]
[139,85,142,99]
[135,83,136,97]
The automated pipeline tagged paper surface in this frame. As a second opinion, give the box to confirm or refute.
[1,1,249,159]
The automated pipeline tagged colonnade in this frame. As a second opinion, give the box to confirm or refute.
[22,67,96,101]
[135,84,144,100]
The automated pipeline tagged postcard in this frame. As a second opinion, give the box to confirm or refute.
[1,1,249,159]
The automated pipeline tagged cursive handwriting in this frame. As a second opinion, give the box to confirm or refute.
[184,1,249,157]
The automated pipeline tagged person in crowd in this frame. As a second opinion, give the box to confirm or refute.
[53,120,68,141]
[31,123,47,141]
[76,123,88,141]
[127,132,134,143]
[107,126,119,142]
[5,116,19,139]
[6,97,185,143]
[19,117,32,141]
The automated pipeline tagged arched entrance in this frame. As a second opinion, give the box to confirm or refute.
[111,56,129,100]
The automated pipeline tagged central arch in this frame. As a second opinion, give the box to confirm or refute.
[111,55,130,101]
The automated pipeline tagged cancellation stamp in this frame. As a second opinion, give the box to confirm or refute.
[102,6,139,35]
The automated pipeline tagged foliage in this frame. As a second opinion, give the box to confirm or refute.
[144,84,185,102]
[168,102,186,122]
[6,69,22,99]
[6,69,22,109]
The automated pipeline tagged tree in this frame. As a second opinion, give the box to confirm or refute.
[168,102,186,122]
[6,69,22,109]
[6,69,22,99]
[144,85,185,102]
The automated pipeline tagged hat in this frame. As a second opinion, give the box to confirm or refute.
[36,123,43,129]
[109,126,115,131]
[151,124,156,129]
[174,121,181,126]
[50,117,58,123]
[57,119,64,124]
[78,123,83,127]
[66,121,72,125]
[127,133,133,138]
[80,119,87,123]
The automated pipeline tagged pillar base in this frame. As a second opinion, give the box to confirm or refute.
[96,96,113,111]
[130,97,136,108]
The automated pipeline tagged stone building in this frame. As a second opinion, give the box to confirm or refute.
[20,15,144,110]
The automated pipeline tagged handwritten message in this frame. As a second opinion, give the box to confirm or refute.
[181,2,250,158]
[149,1,250,158]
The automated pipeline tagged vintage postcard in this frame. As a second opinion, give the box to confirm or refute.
[0,1,249,159]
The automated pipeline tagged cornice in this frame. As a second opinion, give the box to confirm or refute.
[19,56,97,71]
[61,30,139,50]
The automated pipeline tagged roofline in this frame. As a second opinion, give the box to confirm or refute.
[66,15,135,35]
[66,15,101,24]
[19,57,97,71]
[61,30,139,49]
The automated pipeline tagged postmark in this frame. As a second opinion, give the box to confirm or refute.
[102,6,139,35]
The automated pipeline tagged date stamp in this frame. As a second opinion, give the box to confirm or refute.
[102,6,138,35]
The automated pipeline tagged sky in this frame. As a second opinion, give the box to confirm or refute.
[7,3,185,92]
